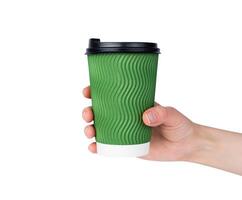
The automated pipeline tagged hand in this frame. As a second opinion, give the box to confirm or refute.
[82,85,242,175]
[82,85,198,161]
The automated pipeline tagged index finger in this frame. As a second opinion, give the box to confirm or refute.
[82,86,91,99]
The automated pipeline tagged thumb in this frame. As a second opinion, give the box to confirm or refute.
[142,103,187,127]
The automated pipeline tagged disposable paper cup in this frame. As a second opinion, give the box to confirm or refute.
[86,38,160,157]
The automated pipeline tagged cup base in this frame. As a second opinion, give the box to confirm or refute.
[96,142,150,157]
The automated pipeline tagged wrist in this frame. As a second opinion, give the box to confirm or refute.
[185,123,220,165]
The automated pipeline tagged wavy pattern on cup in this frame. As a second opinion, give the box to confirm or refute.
[88,53,158,145]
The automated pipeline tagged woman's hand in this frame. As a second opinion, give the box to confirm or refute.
[82,85,242,175]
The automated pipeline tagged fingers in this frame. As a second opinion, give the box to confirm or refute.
[84,124,97,153]
[82,106,94,122]
[84,124,97,154]
[84,125,96,138]
[88,142,97,153]
[82,86,91,99]
[83,86,96,153]
[143,103,186,127]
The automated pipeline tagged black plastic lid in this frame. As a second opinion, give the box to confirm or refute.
[85,38,160,54]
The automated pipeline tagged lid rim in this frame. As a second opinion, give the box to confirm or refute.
[85,38,160,55]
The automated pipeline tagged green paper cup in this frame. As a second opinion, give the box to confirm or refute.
[86,38,160,157]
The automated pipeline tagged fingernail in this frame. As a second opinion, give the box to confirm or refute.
[146,111,157,124]
[82,110,86,118]
[84,126,88,133]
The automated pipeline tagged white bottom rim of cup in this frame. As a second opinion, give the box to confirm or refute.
[96,142,150,157]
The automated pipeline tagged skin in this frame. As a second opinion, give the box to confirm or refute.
[82,86,242,175]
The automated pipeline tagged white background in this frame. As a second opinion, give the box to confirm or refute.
[0,0,242,199]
